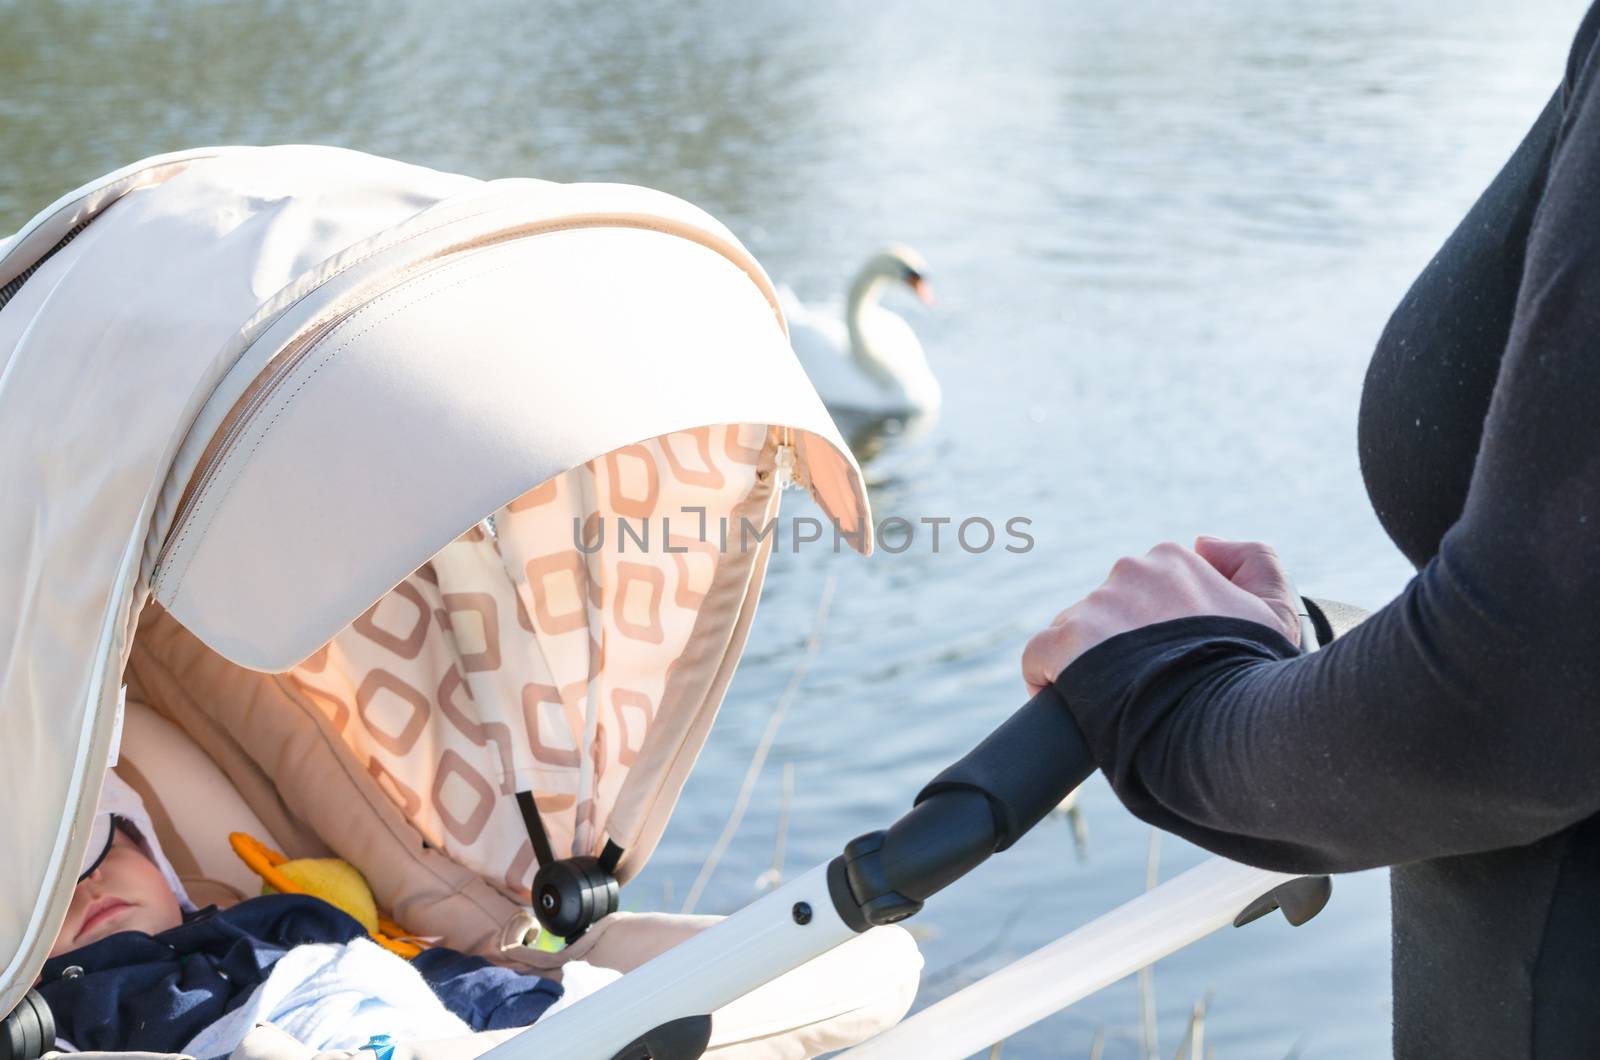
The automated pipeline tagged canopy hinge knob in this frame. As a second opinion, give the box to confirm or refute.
[532,855,620,943]
[517,790,623,943]
[0,990,54,1060]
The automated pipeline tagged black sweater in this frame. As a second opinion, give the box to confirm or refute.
[1055,6,1600,1057]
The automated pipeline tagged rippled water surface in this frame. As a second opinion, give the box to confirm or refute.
[3,1,1589,1054]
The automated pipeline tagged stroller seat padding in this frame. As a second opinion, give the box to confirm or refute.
[117,700,282,902]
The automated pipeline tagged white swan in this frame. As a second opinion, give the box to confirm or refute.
[780,245,939,423]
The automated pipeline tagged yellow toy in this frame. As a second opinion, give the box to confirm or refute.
[229,832,427,958]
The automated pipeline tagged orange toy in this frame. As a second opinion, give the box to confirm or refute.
[229,832,428,958]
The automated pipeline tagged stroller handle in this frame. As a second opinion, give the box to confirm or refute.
[828,596,1362,930]
[467,598,1365,1060]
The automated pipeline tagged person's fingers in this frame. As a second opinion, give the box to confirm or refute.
[1194,535,1250,578]
[1195,537,1279,592]
[1025,538,1303,700]
[1195,536,1300,644]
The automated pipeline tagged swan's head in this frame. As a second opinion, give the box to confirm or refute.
[865,244,934,305]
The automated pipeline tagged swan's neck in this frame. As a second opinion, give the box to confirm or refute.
[845,269,898,386]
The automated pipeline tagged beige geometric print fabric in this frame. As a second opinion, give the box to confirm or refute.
[288,425,769,899]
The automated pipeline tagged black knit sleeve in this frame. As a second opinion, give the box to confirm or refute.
[1054,15,1600,876]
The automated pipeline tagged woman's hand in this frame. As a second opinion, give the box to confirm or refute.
[1021,536,1302,695]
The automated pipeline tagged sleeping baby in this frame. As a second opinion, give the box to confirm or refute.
[37,773,615,1054]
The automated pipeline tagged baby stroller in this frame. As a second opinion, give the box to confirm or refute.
[0,145,917,1059]
[0,147,1342,1060]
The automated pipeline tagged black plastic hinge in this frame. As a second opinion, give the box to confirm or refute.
[609,1014,713,1060]
[1233,875,1333,928]
[828,835,924,933]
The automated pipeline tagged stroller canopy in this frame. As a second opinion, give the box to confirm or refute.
[0,146,869,1015]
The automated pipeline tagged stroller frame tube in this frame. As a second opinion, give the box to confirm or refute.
[838,857,1294,1060]
[478,864,856,1060]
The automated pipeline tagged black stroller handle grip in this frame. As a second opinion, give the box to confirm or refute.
[828,596,1369,931]
[915,681,1094,852]
[828,681,1092,930]
[911,594,1372,864]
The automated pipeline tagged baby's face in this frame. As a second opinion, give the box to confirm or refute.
[50,828,183,957]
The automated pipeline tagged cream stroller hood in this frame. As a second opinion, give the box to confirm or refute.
[0,145,870,1017]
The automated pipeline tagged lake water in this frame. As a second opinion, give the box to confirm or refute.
[3,1,1589,1054]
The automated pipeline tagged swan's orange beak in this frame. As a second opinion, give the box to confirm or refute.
[910,276,936,306]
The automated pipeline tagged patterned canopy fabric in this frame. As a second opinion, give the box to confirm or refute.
[291,423,781,894]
